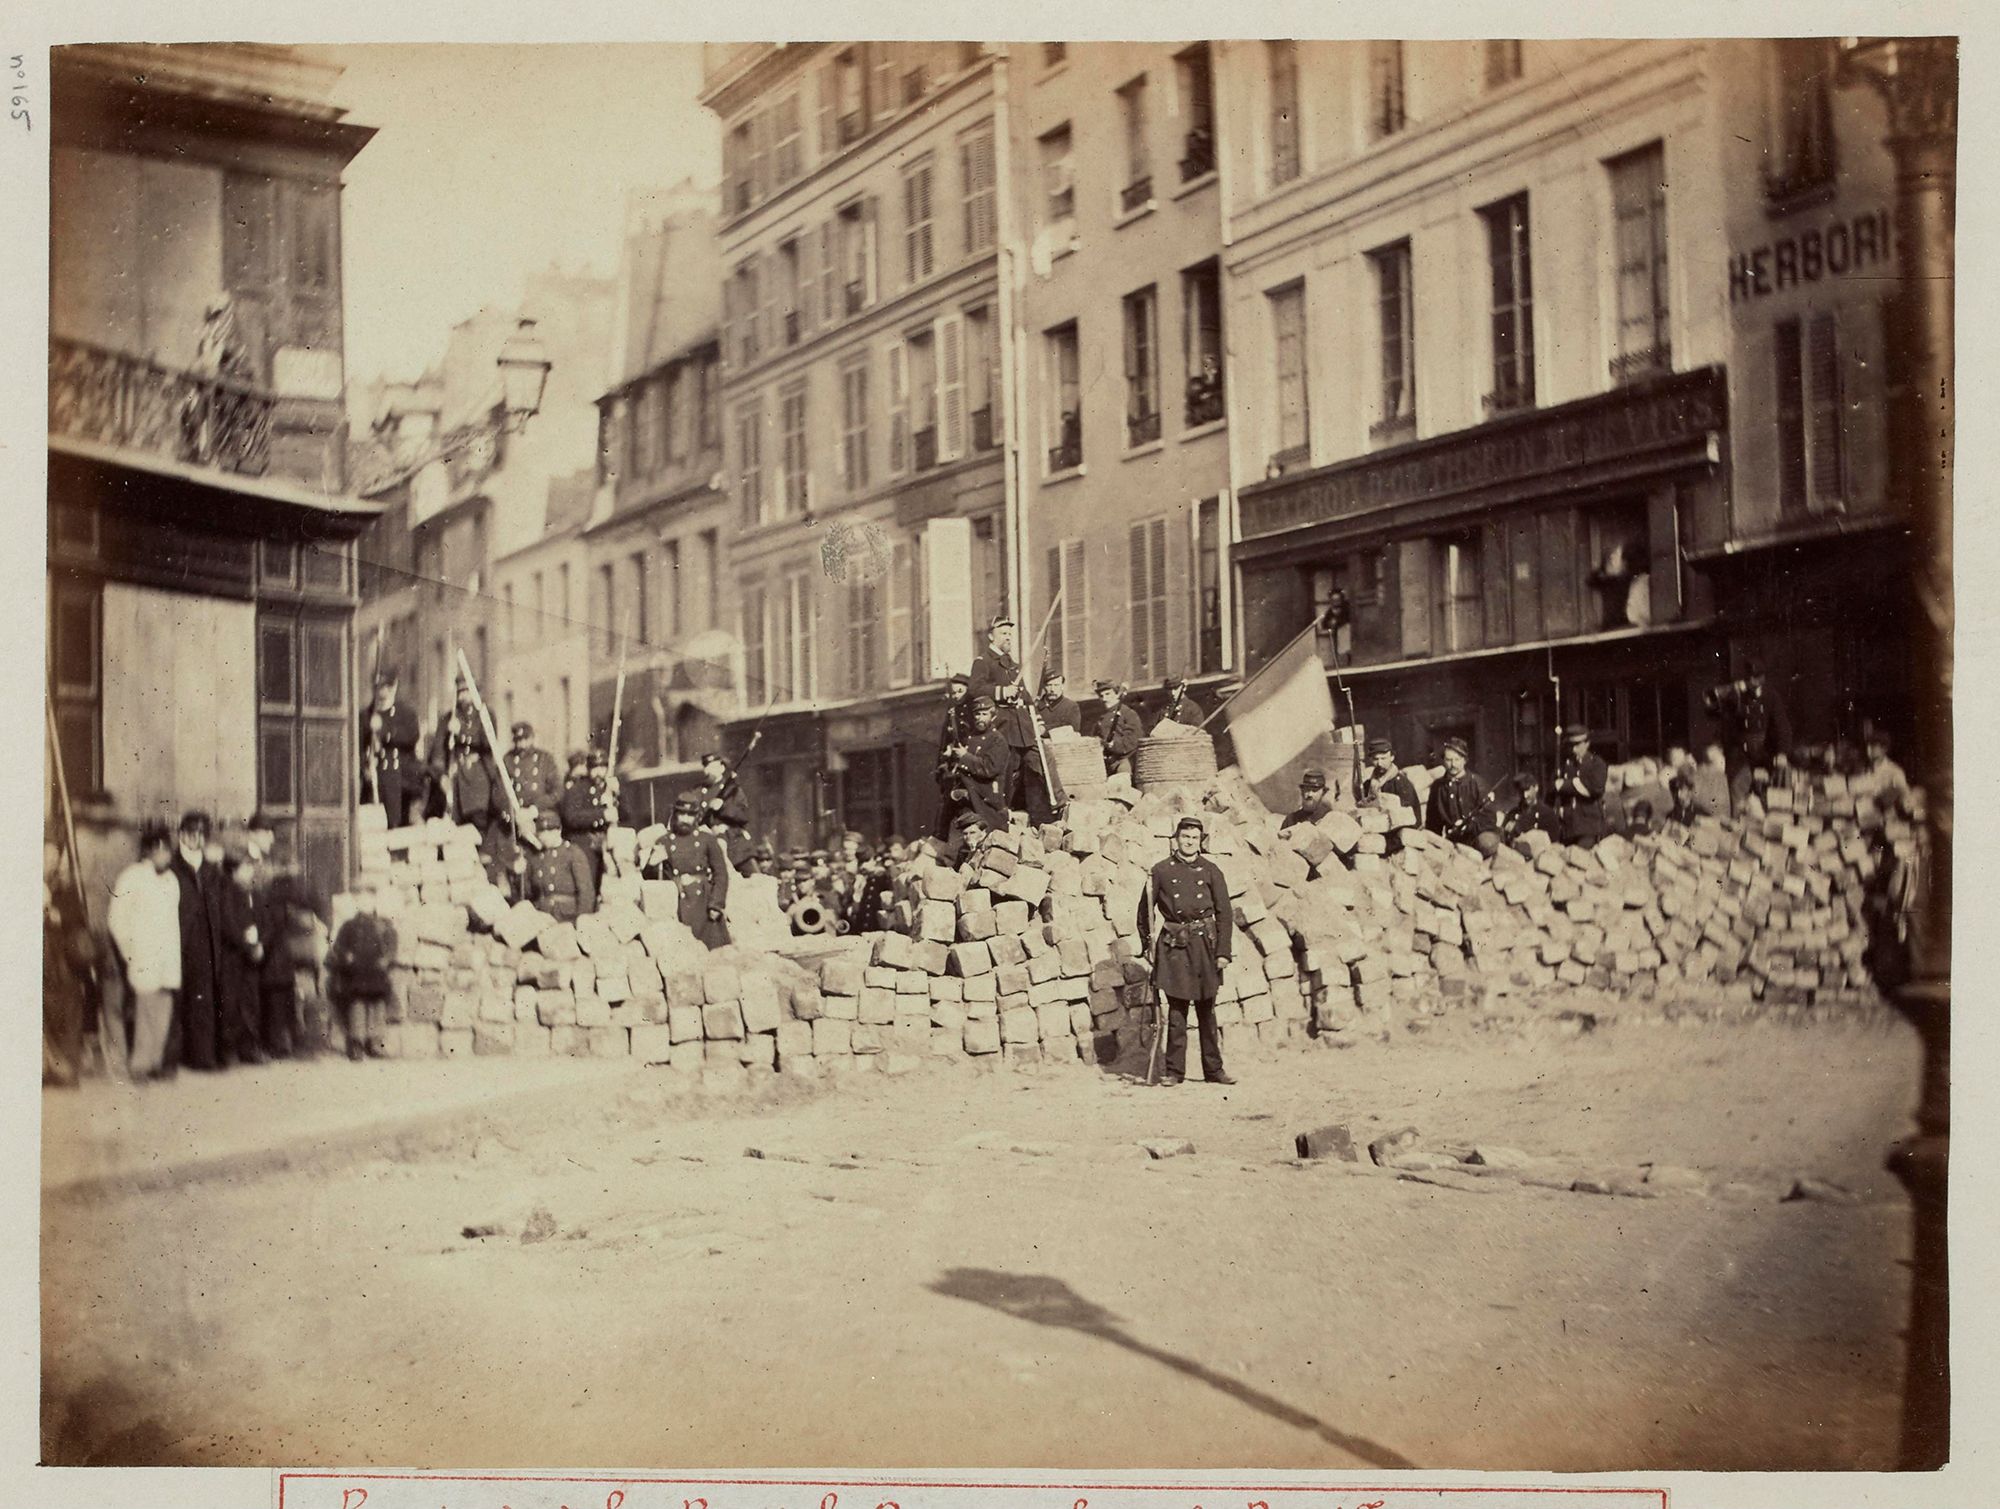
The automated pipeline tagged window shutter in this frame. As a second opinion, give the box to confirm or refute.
[1063,539,1089,684]
[886,338,909,473]
[863,197,880,304]
[819,222,837,324]
[1398,539,1432,657]
[1148,519,1169,678]
[1807,311,1845,511]
[936,313,966,461]
[1128,525,1150,678]
[817,61,838,158]
[888,540,913,686]
[1482,521,1511,646]
[1045,546,1064,679]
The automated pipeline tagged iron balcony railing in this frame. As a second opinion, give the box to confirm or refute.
[49,335,273,477]
[1482,380,1535,417]
[1127,407,1161,448]
[1609,343,1673,386]
[1048,411,1083,472]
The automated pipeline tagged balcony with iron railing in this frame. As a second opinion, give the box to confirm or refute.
[50,336,274,478]
[1048,411,1083,474]
[1126,406,1161,448]
[1180,127,1216,182]
[1482,378,1535,417]
[1609,343,1672,386]
[1368,411,1417,448]
[1185,370,1225,428]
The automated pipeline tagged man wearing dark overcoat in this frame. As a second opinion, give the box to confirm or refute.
[429,678,497,836]
[1139,816,1237,1087]
[698,751,755,871]
[1154,672,1206,732]
[360,669,422,827]
[504,720,562,818]
[1426,737,1499,855]
[968,615,1055,823]
[950,696,1014,834]
[1096,681,1145,776]
[525,808,596,922]
[659,796,733,948]
[169,811,228,1072]
[1554,723,1610,847]
[1036,669,1083,734]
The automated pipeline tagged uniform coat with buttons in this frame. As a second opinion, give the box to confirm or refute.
[1154,690,1206,732]
[1036,694,1083,734]
[526,836,595,922]
[662,830,732,948]
[1556,750,1610,845]
[967,650,1035,749]
[1426,771,1495,841]
[1098,704,1145,766]
[955,728,1014,831]
[360,699,422,824]
[430,707,496,827]
[504,744,562,816]
[1140,853,1233,1001]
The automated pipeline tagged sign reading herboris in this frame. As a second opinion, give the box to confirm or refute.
[1728,206,1895,304]
[1238,367,1723,541]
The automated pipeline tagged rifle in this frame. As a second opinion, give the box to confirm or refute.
[362,632,384,805]
[44,696,91,932]
[605,636,628,827]
[454,648,541,850]
[1017,590,1068,813]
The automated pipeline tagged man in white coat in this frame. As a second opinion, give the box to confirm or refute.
[106,820,183,1080]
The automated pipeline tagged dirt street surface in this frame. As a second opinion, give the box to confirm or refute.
[43,1007,1917,1472]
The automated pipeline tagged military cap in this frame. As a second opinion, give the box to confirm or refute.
[1366,737,1394,757]
[536,807,562,830]
[372,667,400,688]
[970,694,996,712]
[1167,672,1189,689]
[587,745,608,765]
[1173,815,1206,836]
[989,613,1015,630]
[1040,666,1065,687]
[1563,723,1591,743]
[1443,737,1470,758]
[672,795,700,815]
[567,748,589,768]
[946,672,971,689]
[1300,769,1327,791]
[511,720,533,739]
[701,750,724,765]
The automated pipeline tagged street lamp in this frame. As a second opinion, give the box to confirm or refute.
[496,317,553,433]
[1838,33,1956,1473]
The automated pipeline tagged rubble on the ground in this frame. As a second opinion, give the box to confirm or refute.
[328,760,1914,1073]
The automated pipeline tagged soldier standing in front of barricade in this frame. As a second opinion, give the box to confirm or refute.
[1281,768,1334,834]
[1358,737,1421,814]
[560,746,617,885]
[1096,681,1144,777]
[360,668,422,827]
[504,720,562,818]
[933,674,975,838]
[1427,737,1500,856]
[1554,723,1609,848]
[661,795,732,948]
[429,677,497,839]
[953,696,1013,835]
[1139,815,1236,1087]
[526,807,595,922]
[698,751,755,871]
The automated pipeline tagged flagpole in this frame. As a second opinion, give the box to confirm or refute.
[1199,616,1325,732]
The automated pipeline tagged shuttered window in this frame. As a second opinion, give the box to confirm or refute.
[1779,313,1848,515]
[1268,42,1300,186]
[1122,285,1160,447]
[903,154,936,285]
[886,338,910,475]
[935,312,966,462]
[1481,193,1536,411]
[847,576,882,694]
[841,355,871,493]
[1044,539,1089,685]
[1128,517,1170,682]
[1609,142,1671,380]
[888,540,915,687]
[1368,41,1407,140]
[1270,281,1310,460]
[959,123,997,254]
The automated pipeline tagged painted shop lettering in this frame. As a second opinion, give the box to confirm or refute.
[1728,208,1894,302]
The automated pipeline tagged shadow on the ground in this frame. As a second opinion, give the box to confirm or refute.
[929,1266,1415,1469]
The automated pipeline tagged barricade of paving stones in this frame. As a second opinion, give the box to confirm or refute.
[331,763,1912,1072]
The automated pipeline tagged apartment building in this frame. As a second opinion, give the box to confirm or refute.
[48,44,379,911]
[701,42,1008,847]
[489,472,591,766]
[1012,42,1234,726]
[1218,39,1902,779]
[583,195,734,819]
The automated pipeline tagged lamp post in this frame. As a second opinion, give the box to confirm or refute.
[495,317,553,433]
[1838,34,1956,1472]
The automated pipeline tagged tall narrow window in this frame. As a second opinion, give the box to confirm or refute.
[908,328,938,470]
[847,576,881,693]
[1122,285,1161,448]
[1268,42,1301,186]
[838,198,877,312]
[699,529,720,629]
[1776,314,1848,515]
[1176,44,1216,182]
[936,312,967,463]
[902,153,936,285]
[840,356,871,493]
[966,305,999,450]
[1196,497,1223,674]
[888,539,915,686]
[1768,38,1837,201]
[1609,142,1671,382]
[597,563,617,655]
[1128,517,1170,682]
[632,551,652,644]
[1046,322,1082,472]
[817,221,838,328]
[732,259,761,366]
[1369,239,1416,441]
[746,109,770,206]
[743,586,769,701]
[737,398,765,527]
[1368,41,1407,140]
[1045,539,1089,683]
[773,91,804,185]
[696,351,720,450]
[665,364,689,463]
[789,572,818,701]
[50,583,101,796]
[1485,40,1524,89]
[1481,193,1535,413]
[886,338,910,475]
[1269,281,1310,467]
[1182,258,1225,427]
[778,238,803,348]
[662,539,682,641]
[779,382,809,517]
[959,123,997,255]
[1040,124,1076,228]
[726,119,755,215]
[1434,532,1484,654]
[1117,75,1152,212]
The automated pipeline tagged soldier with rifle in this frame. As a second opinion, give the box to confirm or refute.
[1137,815,1236,1087]
[945,696,1012,835]
[1036,668,1083,733]
[429,676,499,839]
[699,750,755,872]
[560,747,619,885]
[968,615,1056,823]
[1554,723,1609,848]
[659,795,733,949]
[360,667,422,827]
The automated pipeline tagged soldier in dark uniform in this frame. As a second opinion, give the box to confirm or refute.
[968,615,1054,823]
[1358,737,1421,815]
[1096,681,1144,777]
[525,807,595,922]
[1426,737,1499,854]
[660,796,732,949]
[951,696,1013,834]
[1554,723,1609,847]
[1154,672,1206,732]
[504,720,562,818]
[1497,775,1559,843]
[698,751,755,871]
[1036,669,1083,734]
[1280,768,1334,833]
[1138,816,1236,1087]
[938,673,974,746]
[360,668,422,827]
[559,746,618,885]
[933,674,976,838]
[429,677,498,837]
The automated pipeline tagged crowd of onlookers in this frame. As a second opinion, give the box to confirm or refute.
[42,811,325,1088]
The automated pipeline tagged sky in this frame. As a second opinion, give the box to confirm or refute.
[316,43,719,403]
